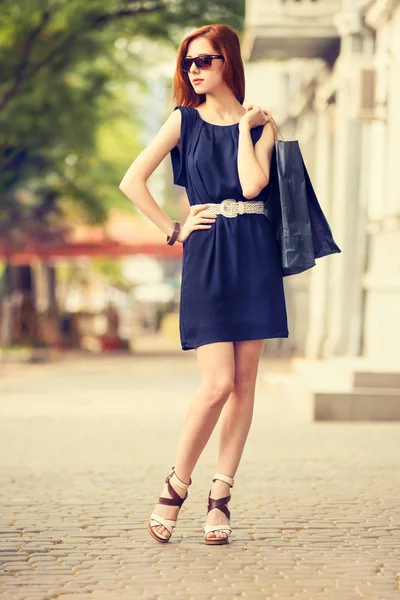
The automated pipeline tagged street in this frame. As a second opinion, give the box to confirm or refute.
[0,351,399,600]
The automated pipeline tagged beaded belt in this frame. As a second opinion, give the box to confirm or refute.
[198,199,265,219]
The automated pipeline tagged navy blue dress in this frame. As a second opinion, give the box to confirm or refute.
[170,105,289,351]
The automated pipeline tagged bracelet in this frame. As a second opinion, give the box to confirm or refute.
[166,220,181,246]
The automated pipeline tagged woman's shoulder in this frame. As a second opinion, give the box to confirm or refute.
[173,105,195,113]
[172,105,199,129]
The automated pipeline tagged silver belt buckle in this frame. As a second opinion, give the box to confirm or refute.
[219,199,237,218]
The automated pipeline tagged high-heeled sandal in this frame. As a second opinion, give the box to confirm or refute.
[203,472,234,545]
[148,466,192,543]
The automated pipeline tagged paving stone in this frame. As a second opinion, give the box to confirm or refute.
[0,354,399,599]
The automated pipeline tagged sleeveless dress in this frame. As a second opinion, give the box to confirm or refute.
[170,105,289,351]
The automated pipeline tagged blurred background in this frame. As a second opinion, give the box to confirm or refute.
[0,0,399,405]
[1,3,400,597]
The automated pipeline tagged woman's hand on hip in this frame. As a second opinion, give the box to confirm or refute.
[177,204,216,243]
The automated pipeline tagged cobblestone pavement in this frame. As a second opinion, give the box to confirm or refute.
[0,352,399,600]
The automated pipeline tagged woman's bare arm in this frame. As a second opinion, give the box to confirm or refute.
[237,102,276,199]
[253,121,276,183]
[237,122,268,199]
[119,108,182,238]
[237,115,276,200]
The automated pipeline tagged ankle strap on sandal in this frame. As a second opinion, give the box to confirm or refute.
[169,466,192,490]
[212,472,234,488]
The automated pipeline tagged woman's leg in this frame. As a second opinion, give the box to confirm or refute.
[205,339,265,540]
[152,341,235,539]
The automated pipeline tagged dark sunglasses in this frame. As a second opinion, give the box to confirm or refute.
[181,54,224,73]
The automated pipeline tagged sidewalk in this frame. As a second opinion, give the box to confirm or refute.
[0,352,399,599]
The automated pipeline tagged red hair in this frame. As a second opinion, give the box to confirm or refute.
[172,24,245,107]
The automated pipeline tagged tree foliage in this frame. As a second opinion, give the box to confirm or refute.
[0,0,244,240]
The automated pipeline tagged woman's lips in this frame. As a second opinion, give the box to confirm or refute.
[192,79,203,85]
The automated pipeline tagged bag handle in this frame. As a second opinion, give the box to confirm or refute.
[269,116,285,142]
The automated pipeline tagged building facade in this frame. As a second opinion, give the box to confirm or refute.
[244,0,400,364]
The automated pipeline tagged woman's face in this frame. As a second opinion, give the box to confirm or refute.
[185,37,224,95]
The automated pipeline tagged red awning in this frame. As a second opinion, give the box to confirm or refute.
[0,210,183,263]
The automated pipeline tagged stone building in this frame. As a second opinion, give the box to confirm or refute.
[243,0,400,418]
[243,0,400,365]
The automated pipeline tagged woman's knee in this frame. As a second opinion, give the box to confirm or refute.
[201,376,234,407]
[232,339,264,396]
[196,341,235,407]
[233,367,258,397]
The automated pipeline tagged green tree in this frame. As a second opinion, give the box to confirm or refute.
[0,0,244,238]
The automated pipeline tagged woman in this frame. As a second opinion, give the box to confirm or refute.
[119,23,289,545]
